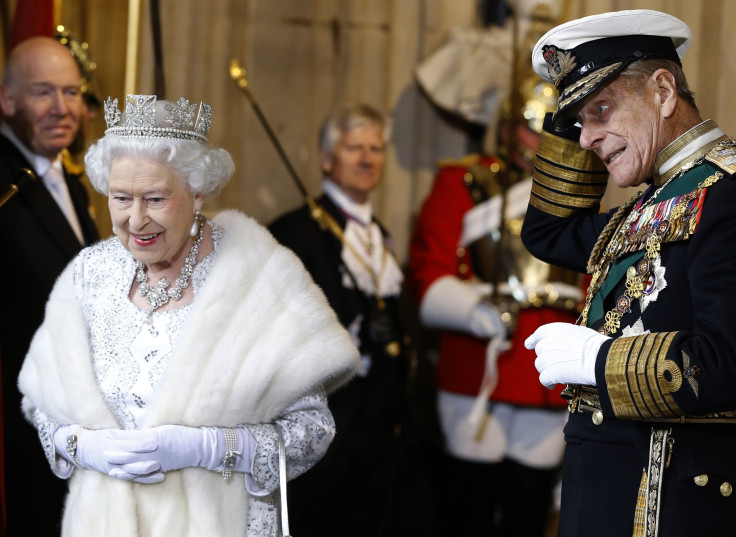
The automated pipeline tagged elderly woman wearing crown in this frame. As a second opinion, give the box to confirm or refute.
[17,94,359,536]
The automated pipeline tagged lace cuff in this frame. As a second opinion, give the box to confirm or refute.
[33,409,74,479]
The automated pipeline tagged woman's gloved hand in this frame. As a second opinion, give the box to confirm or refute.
[110,425,222,473]
[524,322,610,388]
[54,425,163,483]
[56,425,254,482]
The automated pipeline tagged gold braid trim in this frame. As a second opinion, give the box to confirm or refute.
[530,126,608,217]
[307,197,388,309]
[529,195,579,218]
[632,470,647,537]
[585,193,641,274]
[606,332,682,420]
[557,63,623,113]
[533,163,608,192]
[536,130,608,172]
[530,180,606,208]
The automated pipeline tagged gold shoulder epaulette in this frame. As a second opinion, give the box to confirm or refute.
[437,153,483,169]
[61,149,85,176]
[705,139,736,176]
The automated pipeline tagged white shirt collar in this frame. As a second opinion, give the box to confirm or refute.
[322,178,373,226]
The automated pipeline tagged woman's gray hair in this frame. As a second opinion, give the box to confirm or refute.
[318,103,389,157]
[84,135,235,195]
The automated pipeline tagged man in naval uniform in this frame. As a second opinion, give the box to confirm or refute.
[523,9,736,537]
[269,103,409,537]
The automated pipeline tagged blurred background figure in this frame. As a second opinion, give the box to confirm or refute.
[0,35,99,535]
[269,103,428,537]
[408,2,583,535]
[55,24,102,172]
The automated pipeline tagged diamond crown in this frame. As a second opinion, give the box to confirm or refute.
[104,95,212,142]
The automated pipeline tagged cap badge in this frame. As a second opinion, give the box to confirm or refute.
[542,45,577,87]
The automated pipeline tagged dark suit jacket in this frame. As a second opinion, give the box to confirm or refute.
[269,194,407,537]
[0,133,99,535]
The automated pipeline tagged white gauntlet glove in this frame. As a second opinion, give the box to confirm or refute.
[420,275,504,339]
[524,322,610,388]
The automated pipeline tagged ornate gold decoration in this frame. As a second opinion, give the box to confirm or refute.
[706,140,736,175]
[632,470,647,537]
[555,63,622,115]
[657,359,683,393]
[606,333,684,420]
[580,172,722,332]
[542,45,577,86]
[654,120,718,173]
[530,127,608,217]
[682,351,700,397]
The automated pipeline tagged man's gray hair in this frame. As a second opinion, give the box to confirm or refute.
[618,59,698,112]
[318,103,388,157]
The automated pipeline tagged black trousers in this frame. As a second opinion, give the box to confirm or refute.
[439,454,559,537]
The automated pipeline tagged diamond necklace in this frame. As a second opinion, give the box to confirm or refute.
[135,216,204,311]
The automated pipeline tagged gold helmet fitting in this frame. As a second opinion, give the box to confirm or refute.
[505,3,558,134]
[55,25,101,109]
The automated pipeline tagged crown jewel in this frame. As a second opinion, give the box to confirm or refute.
[104,95,212,142]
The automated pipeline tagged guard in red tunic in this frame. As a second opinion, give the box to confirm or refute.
[407,15,583,531]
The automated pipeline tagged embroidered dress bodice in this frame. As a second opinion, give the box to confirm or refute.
[81,225,222,429]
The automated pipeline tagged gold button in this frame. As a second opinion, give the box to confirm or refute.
[384,342,400,357]
[694,474,709,487]
[458,264,468,275]
[721,482,733,497]
[592,410,603,425]
[456,247,466,257]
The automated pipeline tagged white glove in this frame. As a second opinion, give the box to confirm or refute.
[103,425,255,474]
[468,302,505,339]
[524,322,610,388]
[54,425,163,483]
[420,275,504,338]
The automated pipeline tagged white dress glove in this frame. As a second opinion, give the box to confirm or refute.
[102,425,255,474]
[420,275,504,338]
[524,322,610,388]
[55,425,255,483]
[54,425,163,483]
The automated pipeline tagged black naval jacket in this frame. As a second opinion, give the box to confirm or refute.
[522,119,736,537]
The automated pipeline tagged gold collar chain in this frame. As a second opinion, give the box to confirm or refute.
[308,198,390,310]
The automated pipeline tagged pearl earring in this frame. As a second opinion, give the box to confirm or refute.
[112,225,117,235]
[190,209,201,237]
